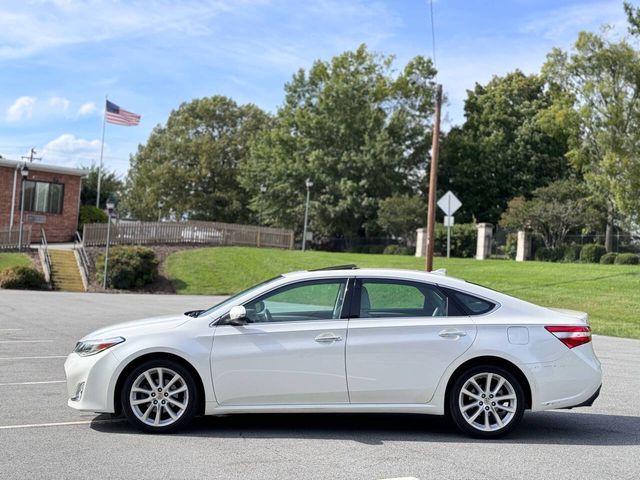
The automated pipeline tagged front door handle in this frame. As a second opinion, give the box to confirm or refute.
[315,333,343,343]
[439,329,468,338]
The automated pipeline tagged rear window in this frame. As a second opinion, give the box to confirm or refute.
[451,291,495,315]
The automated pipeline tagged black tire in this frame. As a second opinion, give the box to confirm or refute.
[449,365,525,438]
[121,358,198,433]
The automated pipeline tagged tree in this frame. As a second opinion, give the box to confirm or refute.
[439,71,572,224]
[500,179,602,249]
[124,96,270,221]
[239,45,436,240]
[543,30,640,251]
[377,195,426,244]
[80,166,123,207]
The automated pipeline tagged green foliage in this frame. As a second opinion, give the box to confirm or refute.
[500,179,601,249]
[383,245,412,255]
[239,45,436,240]
[534,247,565,262]
[438,71,571,224]
[377,195,426,242]
[125,96,271,222]
[78,205,108,231]
[600,252,618,264]
[543,30,640,232]
[504,233,518,260]
[580,244,607,263]
[0,253,30,271]
[0,266,45,289]
[563,244,582,263]
[81,166,123,208]
[434,223,477,258]
[96,246,158,289]
[615,253,640,265]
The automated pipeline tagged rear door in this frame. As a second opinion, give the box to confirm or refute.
[346,277,477,404]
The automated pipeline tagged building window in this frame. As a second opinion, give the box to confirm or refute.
[23,180,64,214]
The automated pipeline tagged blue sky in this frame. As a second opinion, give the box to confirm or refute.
[0,0,629,176]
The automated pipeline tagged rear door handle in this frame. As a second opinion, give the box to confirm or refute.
[315,333,343,343]
[439,329,468,338]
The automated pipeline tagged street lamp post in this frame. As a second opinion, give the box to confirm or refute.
[18,163,29,251]
[302,178,313,251]
[259,184,267,226]
[157,200,164,222]
[102,195,116,289]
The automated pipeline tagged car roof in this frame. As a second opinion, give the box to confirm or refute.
[281,267,469,287]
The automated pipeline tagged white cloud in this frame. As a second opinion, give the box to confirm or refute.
[48,96,70,111]
[42,133,103,166]
[77,101,97,117]
[6,96,37,122]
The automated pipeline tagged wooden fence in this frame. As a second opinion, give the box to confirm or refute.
[0,225,32,250]
[82,221,294,249]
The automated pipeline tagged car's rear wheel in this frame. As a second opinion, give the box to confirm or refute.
[449,365,524,438]
[121,359,198,433]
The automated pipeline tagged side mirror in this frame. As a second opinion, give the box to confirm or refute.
[226,305,248,325]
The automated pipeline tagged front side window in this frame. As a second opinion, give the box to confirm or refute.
[358,279,451,318]
[244,279,348,323]
[23,180,64,214]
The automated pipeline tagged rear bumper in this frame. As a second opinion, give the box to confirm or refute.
[561,384,601,409]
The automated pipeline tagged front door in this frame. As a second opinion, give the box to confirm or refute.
[346,278,476,404]
[211,278,350,406]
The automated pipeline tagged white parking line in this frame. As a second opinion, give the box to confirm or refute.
[0,328,22,332]
[0,418,125,430]
[0,340,54,343]
[0,380,65,386]
[0,355,67,360]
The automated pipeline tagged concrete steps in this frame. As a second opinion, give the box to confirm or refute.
[49,249,85,292]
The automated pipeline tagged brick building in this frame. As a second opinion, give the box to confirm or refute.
[0,158,86,243]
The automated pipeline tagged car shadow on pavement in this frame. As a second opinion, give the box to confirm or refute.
[91,410,639,446]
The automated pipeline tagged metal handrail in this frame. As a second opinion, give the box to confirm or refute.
[74,231,91,281]
[40,228,52,282]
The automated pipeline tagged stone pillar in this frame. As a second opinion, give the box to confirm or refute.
[415,228,426,257]
[475,223,493,260]
[516,230,531,262]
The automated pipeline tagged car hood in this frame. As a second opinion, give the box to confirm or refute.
[80,314,191,341]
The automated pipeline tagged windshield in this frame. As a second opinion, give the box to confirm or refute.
[197,275,283,317]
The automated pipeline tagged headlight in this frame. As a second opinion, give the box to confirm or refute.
[74,336,125,356]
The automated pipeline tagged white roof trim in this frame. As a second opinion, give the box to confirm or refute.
[0,157,88,177]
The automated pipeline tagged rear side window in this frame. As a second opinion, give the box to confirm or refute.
[449,290,496,315]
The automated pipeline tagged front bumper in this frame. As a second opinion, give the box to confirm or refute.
[64,350,120,413]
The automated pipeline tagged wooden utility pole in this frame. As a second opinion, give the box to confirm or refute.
[425,84,442,272]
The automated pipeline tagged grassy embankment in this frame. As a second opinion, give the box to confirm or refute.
[165,247,640,339]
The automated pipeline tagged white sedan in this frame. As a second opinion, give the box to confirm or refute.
[65,266,602,438]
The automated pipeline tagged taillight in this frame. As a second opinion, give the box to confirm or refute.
[545,326,592,348]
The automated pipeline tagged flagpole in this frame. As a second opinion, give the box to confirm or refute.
[96,95,107,208]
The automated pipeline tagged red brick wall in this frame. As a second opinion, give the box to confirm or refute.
[0,165,83,243]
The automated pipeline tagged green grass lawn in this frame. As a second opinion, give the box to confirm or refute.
[165,247,640,339]
[0,252,30,272]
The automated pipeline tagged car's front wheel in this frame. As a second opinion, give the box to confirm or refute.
[121,359,198,433]
[449,365,525,438]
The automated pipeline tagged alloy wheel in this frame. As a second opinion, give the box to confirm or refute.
[458,372,517,432]
[129,367,189,427]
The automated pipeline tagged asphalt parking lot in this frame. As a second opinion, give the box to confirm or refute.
[0,290,638,480]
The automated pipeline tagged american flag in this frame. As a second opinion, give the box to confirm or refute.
[105,100,141,126]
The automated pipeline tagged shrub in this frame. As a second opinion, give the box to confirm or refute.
[504,233,517,260]
[534,247,564,262]
[383,245,400,255]
[599,252,617,264]
[563,244,582,263]
[0,266,46,289]
[580,244,607,263]
[615,253,640,265]
[78,205,108,231]
[434,223,477,258]
[96,246,158,289]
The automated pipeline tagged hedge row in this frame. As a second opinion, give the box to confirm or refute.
[96,246,158,289]
[0,266,46,289]
[535,243,640,264]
